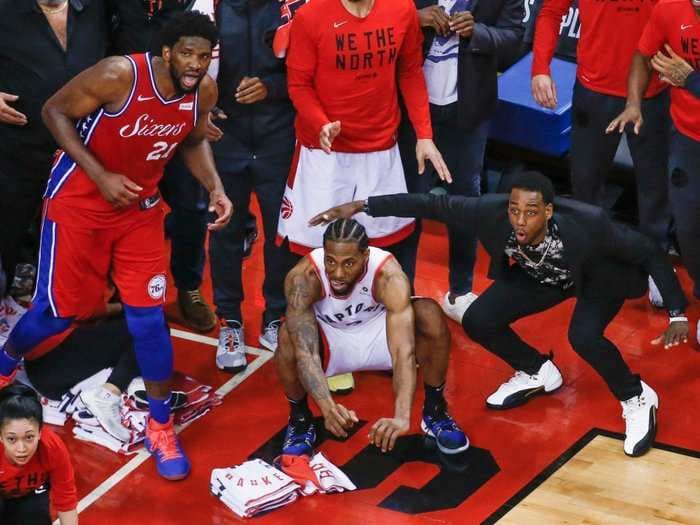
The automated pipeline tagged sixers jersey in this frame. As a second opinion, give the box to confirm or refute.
[308,246,392,330]
[45,53,198,227]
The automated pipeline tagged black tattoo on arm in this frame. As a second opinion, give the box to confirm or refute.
[284,270,332,405]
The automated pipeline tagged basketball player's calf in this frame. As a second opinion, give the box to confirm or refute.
[412,298,469,455]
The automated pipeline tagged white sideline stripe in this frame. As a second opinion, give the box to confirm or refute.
[60,336,274,521]
[169,327,266,357]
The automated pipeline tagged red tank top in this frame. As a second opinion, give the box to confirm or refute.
[46,53,198,228]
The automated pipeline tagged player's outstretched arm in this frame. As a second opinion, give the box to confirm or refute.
[43,57,143,208]
[179,76,233,231]
[369,257,415,452]
[284,265,358,438]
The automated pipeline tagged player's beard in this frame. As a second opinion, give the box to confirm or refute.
[169,64,203,95]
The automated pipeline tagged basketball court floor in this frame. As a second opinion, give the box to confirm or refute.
[52,205,700,524]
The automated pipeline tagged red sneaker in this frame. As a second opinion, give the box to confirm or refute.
[144,416,191,481]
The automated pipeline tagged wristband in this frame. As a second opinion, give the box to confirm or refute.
[669,316,688,323]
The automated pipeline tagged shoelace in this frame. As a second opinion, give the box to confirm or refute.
[264,320,281,337]
[149,427,182,461]
[507,370,537,385]
[186,290,205,305]
[429,412,460,433]
[284,420,313,446]
[222,327,242,352]
[622,394,645,421]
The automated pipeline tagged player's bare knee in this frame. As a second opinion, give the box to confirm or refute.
[413,298,448,340]
[275,323,294,362]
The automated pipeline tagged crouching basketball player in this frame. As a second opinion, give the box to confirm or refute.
[276,219,467,456]
[0,12,233,481]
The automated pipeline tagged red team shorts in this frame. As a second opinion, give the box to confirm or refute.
[33,203,167,320]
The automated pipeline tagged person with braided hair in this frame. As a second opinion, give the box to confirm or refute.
[275,218,468,457]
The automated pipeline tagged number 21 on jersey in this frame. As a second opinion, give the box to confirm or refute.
[146,141,178,161]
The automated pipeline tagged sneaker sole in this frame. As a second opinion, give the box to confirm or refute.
[486,382,562,410]
[217,363,247,374]
[159,468,191,481]
[625,405,658,458]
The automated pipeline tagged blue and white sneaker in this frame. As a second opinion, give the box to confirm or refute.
[282,416,316,456]
[145,416,190,480]
[421,411,469,454]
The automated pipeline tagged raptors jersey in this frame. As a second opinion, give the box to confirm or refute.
[45,52,198,228]
[308,246,393,331]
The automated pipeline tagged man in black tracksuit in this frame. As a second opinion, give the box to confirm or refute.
[210,0,297,366]
[312,171,689,458]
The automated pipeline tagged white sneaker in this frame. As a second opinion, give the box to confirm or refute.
[258,320,281,352]
[486,360,563,409]
[648,276,664,308]
[621,381,658,457]
[216,320,247,373]
[80,387,131,442]
[441,292,479,324]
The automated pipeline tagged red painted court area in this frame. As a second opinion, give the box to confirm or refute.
[52,215,700,524]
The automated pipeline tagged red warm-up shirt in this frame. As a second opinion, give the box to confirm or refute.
[638,0,700,141]
[0,428,77,512]
[532,0,665,98]
[286,0,432,152]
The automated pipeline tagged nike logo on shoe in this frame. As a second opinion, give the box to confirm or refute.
[334,21,348,28]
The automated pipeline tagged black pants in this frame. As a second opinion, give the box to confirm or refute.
[462,267,642,401]
[570,82,671,247]
[24,317,139,400]
[668,128,700,298]
[0,147,54,293]
[160,154,209,292]
[0,489,51,525]
[209,155,296,325]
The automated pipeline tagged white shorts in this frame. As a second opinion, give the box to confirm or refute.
[319,313,392,377]
[276,144,415,254]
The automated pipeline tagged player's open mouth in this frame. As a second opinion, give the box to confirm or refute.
[330,280,346,291]
[515,230,527,243]
[181,74,200,89]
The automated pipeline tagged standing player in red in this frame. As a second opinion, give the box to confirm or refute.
[0,12,233,481]
[276,0,451,256]
[608,0,700,340]
[531,0,673,267]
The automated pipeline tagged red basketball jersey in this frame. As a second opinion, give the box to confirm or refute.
[45,53,198,228]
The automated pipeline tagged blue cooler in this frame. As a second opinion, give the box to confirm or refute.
[489,52,577,157]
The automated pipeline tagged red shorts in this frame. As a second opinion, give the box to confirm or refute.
[33,202,167,320]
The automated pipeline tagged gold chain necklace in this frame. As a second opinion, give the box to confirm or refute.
[38,1,68,15]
